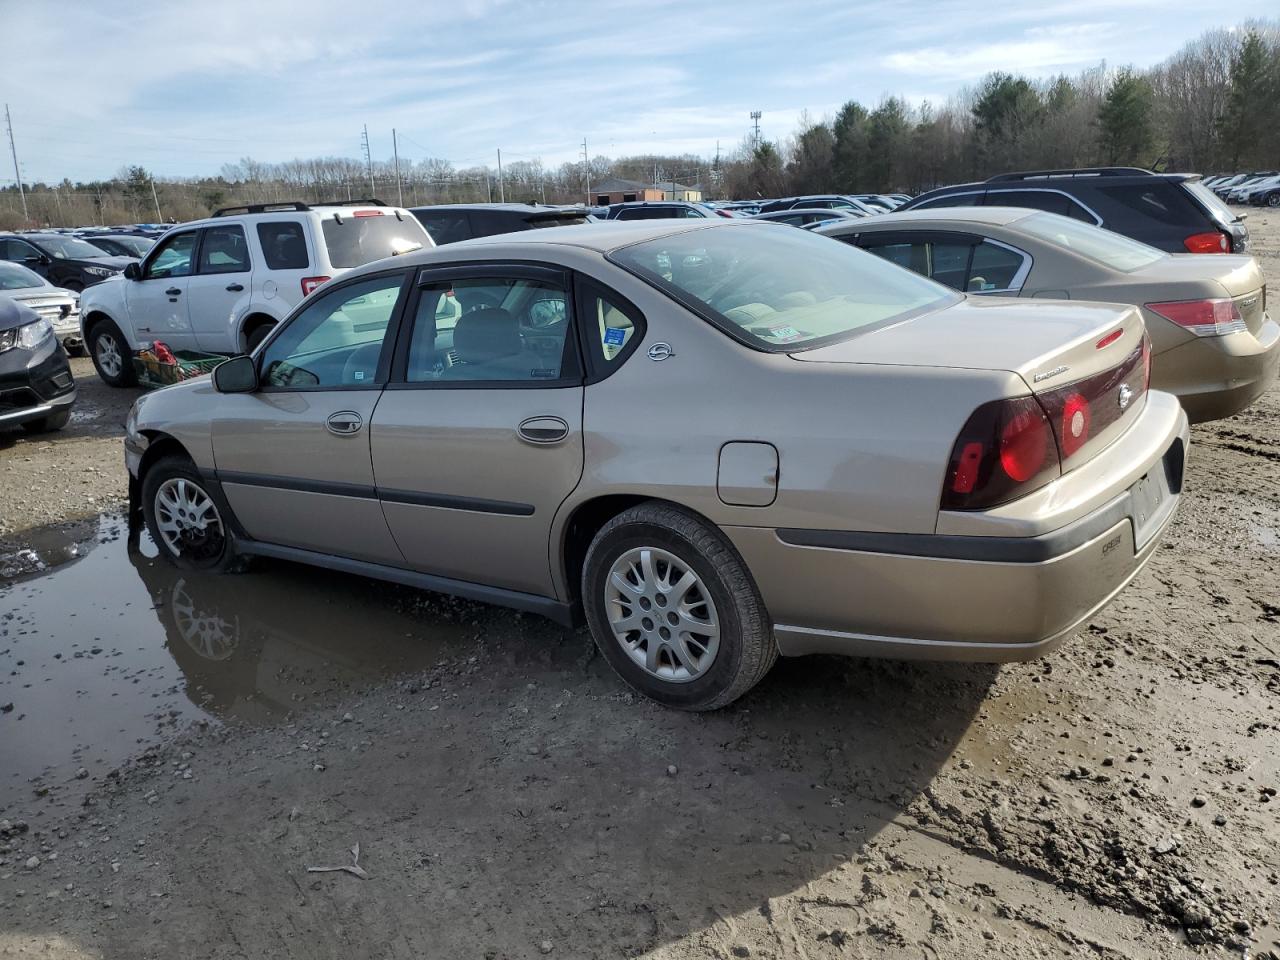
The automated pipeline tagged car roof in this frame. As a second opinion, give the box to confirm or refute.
[834,206,1038,228]
[411,203,579,213]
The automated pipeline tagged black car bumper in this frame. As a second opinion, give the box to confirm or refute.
[0,337,76,428]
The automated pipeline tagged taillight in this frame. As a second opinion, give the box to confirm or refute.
[353,210,384,218]
[301,276,331,296]
[1146,298,1246,337]
[1183,231,1228,253]
[942,397,1059,510]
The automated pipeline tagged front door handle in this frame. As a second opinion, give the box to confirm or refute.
[326,411,363,436]
[225,283,244,292]
[165,287,182,296]
[517,416,569,444]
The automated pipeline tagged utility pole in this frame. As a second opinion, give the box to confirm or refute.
[392,128,404,207]
[582,138,591,206]
[150,178,163,222]
[4,104,28,223]
[497,148,505,203]
[361,125,374,197]
[750,111,762,148]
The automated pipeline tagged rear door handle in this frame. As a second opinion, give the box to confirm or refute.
[517,416,569,444]
[225,283,244,292]
[165,287,182,296]
[326,411,363,436]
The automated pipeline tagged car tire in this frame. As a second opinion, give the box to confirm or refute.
[1269,193,1280,208]
[245,322,276,354]
[141,455,245,574]
[88,319,136,388]
[21,409,71,434]
[582,502,777,711]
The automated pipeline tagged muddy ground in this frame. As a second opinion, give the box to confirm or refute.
[1,216,1277,959]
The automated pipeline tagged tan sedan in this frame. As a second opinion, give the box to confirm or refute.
[816,207,1279,423]
[124,220,1188,709]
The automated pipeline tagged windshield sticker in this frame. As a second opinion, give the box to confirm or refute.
[603,327,627,346]
[767,325,803,342]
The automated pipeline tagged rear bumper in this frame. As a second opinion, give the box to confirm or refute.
[1153,317,1280,423]
[724,411,1190,662]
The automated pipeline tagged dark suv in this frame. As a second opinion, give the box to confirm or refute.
[901,168,1249,254]
[410,204,587,245]
[0,233,137,291]
[0,297,76,435]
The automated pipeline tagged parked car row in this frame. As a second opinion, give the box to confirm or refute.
[1204,171,1280,207]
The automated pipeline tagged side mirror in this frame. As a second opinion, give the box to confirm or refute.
[123,262,141,280]
[212,355,257,393]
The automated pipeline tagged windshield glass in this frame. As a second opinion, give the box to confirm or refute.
[1017,212,1166,272]
[0,261,45,289]
[110,235,154,256]
[33,236,111,260]
[320,214,427,268]
[610,223,960,352]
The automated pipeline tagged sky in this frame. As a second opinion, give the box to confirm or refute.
[2,0,1274,184]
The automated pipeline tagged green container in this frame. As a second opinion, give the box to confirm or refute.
[132,350,226,391]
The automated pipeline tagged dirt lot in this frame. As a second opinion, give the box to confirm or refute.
[1,216,1278,959]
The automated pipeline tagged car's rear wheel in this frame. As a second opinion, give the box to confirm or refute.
[1268,193,1280,208]
[88,320,136,387]
[245,321,276,353]
[142,456,241,573]
[21,409,71,434]
[582,502,776,711]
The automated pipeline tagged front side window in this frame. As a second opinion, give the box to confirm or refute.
[914,193,982,210]
[144,233,198,280]
[256,222,309,270]
[1016,212,1165,272]
[611,224,959,352]
[1,239,41,262]
[198,225,250,275]
[416,213,471,245]
[260,274,405,389]
[406,276,572,383]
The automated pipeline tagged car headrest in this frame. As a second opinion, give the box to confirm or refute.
[454,307,521,363]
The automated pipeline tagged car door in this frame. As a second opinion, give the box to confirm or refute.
[125,230,200,349]
[187,223,253,353]
[370,264,585,597]
[209,269,411,564]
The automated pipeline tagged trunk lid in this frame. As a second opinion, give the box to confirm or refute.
[1137,254,1265,336]
[793,295,1149,470]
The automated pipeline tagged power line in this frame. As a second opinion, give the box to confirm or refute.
[5,104,28,222]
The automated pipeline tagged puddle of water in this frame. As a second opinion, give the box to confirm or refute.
[0,514,532,812]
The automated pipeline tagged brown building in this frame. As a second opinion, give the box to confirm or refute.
[590,177,666,205]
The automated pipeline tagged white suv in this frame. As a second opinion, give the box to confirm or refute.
[79,201,432,386]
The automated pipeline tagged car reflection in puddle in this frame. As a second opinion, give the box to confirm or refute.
[0,513,518,808]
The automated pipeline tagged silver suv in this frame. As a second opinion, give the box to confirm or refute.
[80,200,430,386]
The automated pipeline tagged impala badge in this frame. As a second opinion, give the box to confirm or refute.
[1118,383,1133,410]
[1033,364,1068,383]
[647,342,675,361]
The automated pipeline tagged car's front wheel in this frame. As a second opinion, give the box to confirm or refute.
[582,502,777,711]
[142,456,241,572]
[21,409,71,434]
[1268,193,1280,208]
[62,280,84,293]
[88,320,136,387]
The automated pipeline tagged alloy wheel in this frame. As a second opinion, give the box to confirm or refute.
[154,478,225,563]
[604,546,720,683]
[95,332,123,379]
[170,579,239,661]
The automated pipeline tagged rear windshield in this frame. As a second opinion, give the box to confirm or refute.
[527,214,587,229]
[320,214,427,268]
[1017,212,1165,272]
[1183,180,1239,226]
[609,224,959,352]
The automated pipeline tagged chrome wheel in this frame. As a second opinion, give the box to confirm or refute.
[154,478,225,563]
[171,579,238,661]
[95,332,123,379]
[605,546,720,683]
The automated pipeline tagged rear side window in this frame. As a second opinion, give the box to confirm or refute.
[320,214,428,268]
[257,222,309,270]
[913,192,983,210]
[416,212,472,245]
[617,207,677,220]
[580,281,643,369]
[967,241,1025,291]
[988,190,1096,223]
[1096,184,1203,228]
[198,225,250,274]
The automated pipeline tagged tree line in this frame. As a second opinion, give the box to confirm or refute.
[2,20,1276,229]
